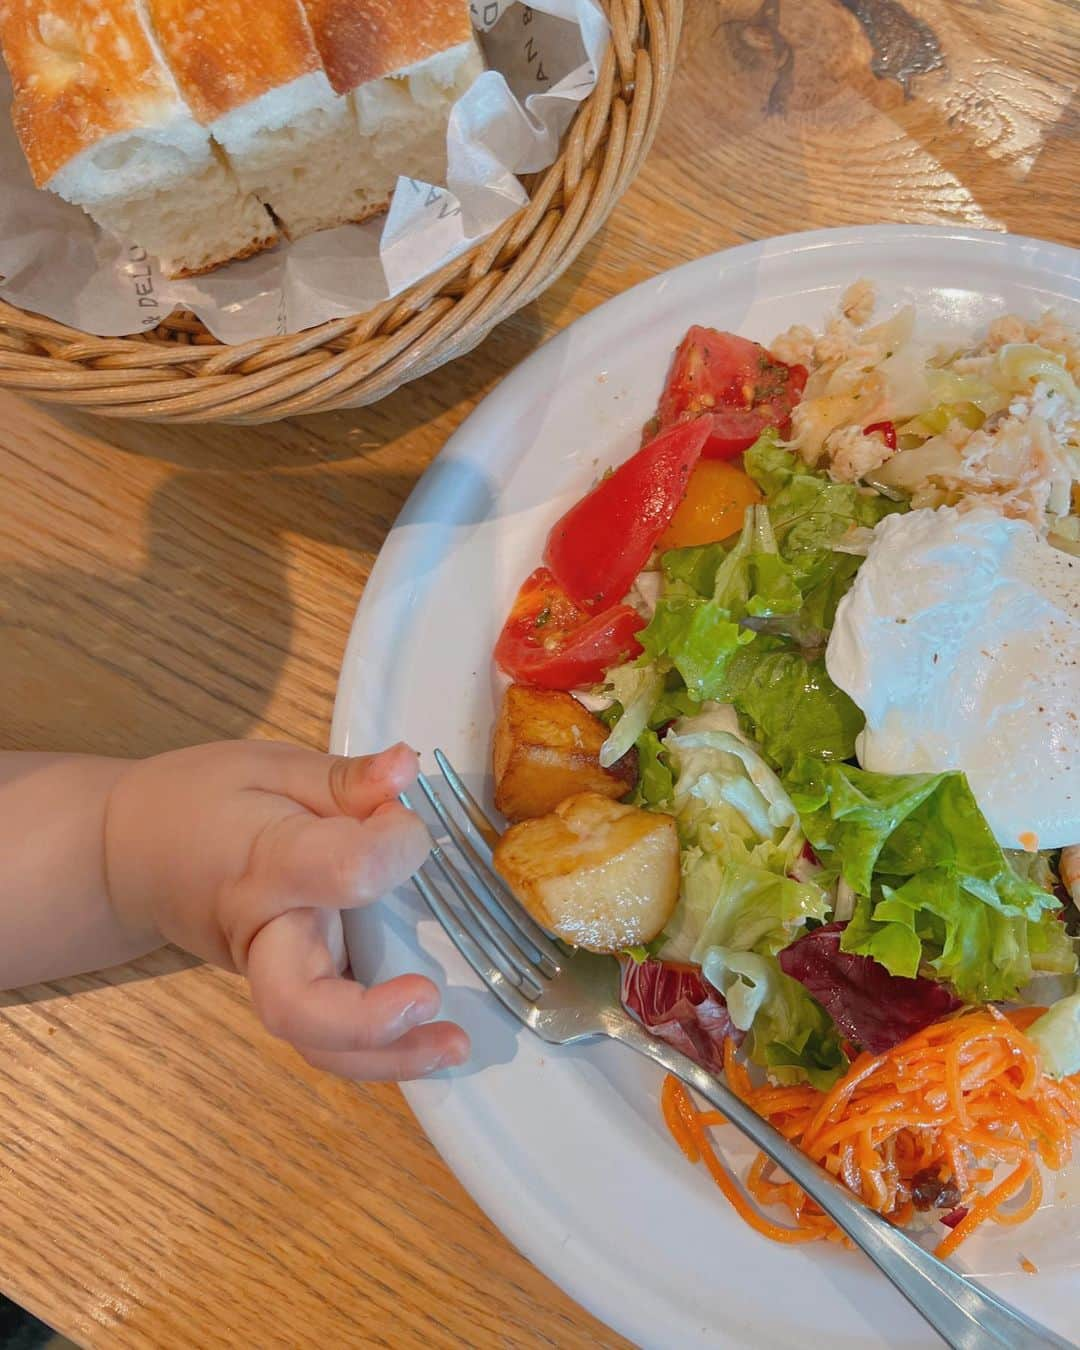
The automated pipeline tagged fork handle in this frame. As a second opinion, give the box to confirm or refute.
[612,1022,1075,1350]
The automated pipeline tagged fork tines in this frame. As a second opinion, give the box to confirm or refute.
[403,754,563,1020]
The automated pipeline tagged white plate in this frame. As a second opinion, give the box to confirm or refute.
[333,226,1080,1349]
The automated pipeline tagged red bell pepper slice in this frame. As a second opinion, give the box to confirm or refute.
[864,420,898,451]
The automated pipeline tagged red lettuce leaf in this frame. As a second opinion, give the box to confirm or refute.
[778,921,961,1055]
[620,958,739,1074]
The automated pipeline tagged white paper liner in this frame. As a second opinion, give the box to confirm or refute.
[0,0,608,343]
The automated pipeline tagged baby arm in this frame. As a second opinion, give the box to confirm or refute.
[0,742,467,1081]
[0,752,157,985]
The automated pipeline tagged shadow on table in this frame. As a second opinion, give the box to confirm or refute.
[347,883,522,1078]
[0,1292,75,1350]
[62,270,584,471]
[0,948,202,1009]
[0,277,595,758]
[0,237,616,1001]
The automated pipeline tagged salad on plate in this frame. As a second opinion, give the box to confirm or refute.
[486,283,1080,1260]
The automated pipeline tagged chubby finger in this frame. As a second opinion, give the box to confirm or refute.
[298,1021,471,1083]
[269,743,421,820]
[248,910,446,1053]
[252,801,431,914]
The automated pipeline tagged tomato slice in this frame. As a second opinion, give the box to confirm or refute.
[494,568,645,690]
[543,417,711,612]
[657,326,808,459]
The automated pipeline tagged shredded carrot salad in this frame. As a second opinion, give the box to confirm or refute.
[662,1006,1080,1257]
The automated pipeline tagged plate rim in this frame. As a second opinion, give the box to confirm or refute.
[331,223,1080,1347]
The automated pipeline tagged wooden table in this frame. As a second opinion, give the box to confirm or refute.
[1,3,1077,1345]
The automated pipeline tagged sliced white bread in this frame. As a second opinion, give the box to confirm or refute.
[301,0,484,227]
[0,0,278,277]
[0,0,483,277]
[140,0,358,243]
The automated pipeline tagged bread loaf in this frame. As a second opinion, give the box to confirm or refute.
[141,0,357,243]
[0,0,279,277]
[0,0,482,278]
[295,0,484,232]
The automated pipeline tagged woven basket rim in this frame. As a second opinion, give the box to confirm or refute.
[0,0,682,422]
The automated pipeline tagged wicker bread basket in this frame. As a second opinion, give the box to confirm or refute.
[0,0,680,425]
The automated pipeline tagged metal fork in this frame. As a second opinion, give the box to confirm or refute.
[403,752,1075,1350]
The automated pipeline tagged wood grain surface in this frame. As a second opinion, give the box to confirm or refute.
[1,2,1077,1346]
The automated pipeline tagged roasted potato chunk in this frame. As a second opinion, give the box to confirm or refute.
[492,685,637,822]
[493,793,679,954]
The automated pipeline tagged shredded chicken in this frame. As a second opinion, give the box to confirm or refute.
[902,414,1070,527]
[814,316,863,366]
[955,415,1069,526]
[826,425,896,483]
[984,315,1029,351]
[977,312,1080,380]
[769,323,816,369]
[842,278,877,327]
[773,291,1080,534]
[770,282,878,369]
[1033,312,1080,380]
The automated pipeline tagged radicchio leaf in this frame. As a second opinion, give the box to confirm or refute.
[620,958,740,1074]
[778,921,961,1055]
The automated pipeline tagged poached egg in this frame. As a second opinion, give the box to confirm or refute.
[826,507,1080,850]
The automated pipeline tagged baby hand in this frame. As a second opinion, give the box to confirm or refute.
[105,741,468,1081]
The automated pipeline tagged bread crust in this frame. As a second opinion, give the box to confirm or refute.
[300,0,474,95]
[348,196,392,226]
[0,0,474,273]
[142,0,324,125]
[0,0,182,186]
[167,229,279,278]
